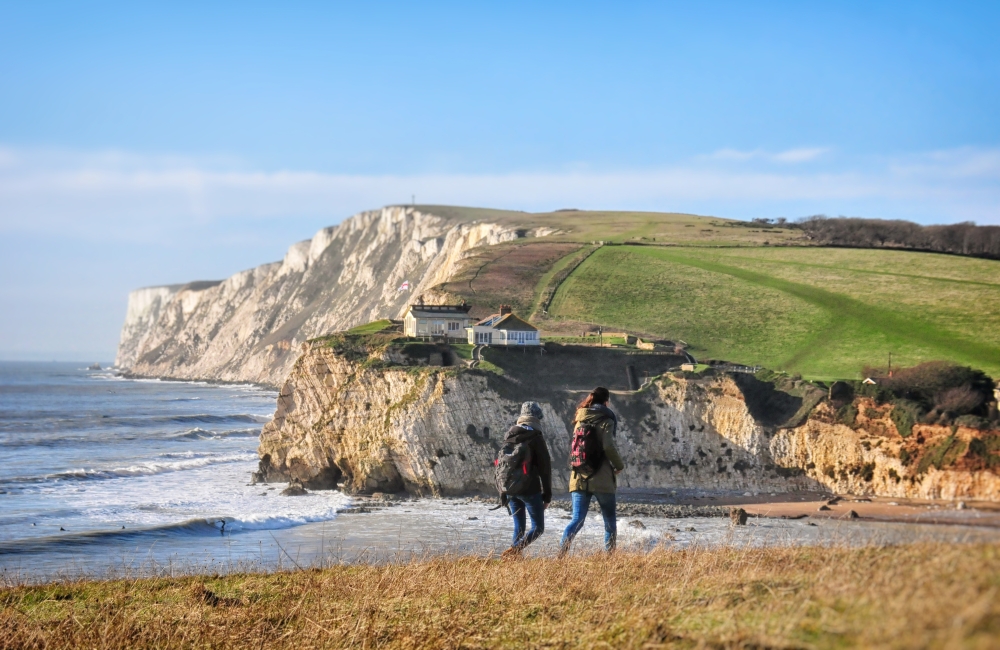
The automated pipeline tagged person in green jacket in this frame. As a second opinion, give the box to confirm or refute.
[559,386,624,556]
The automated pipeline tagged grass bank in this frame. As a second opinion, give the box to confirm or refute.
[548,245,1000,380]
[3,543,999,648]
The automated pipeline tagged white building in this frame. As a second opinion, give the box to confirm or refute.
[403,303,473,339]
[468,306,541,346]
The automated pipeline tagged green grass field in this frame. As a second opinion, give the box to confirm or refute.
[547,245,1000,380]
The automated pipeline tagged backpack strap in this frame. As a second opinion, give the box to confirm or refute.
[505,424,531,439]
[588,404,617,425]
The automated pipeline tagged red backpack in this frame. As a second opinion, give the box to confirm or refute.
[569,421,605,478]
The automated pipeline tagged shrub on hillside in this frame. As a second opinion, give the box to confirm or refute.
[836,403,858,427]
[955,414,991,430]
[966,435,1000,469]
[859,361,995,432]
[863,361,993,421]
[917,435,966,474]
[867,361,992,404]
[930,385,986,422]
[890,399,924,438]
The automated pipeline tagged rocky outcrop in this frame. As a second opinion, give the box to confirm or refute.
[116,206,536,385]
[257,341,1000,500]
[255,341,811,494]
[257,345,557,494]
[771,401,1000,500]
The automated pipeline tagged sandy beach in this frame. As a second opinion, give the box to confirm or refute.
[654,489,1000,527]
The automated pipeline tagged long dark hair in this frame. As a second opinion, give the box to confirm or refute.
[580,386,610,409]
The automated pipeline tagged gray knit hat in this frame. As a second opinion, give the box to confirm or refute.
[520,401,543,420]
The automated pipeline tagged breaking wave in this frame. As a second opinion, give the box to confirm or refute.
[170,427,261,441]
[1,451,257,487]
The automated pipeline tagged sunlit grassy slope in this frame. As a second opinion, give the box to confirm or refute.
[428,207,802,319]
[548,245,1000,380]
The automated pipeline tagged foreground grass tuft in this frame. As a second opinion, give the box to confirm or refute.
[3,543,1000,648]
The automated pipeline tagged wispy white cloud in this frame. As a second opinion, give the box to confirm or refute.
[702,147,830,163]
[771,147,830,163]
[887,146,1000,180]
[702,148,758,162]
[1,145,998,244]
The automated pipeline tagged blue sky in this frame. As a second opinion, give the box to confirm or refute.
[1,1,999,359]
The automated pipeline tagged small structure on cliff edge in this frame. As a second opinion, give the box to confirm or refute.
[403,302,473,339]
[468,305,541,346]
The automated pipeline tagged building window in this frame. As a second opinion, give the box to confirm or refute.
[448,321,460,331]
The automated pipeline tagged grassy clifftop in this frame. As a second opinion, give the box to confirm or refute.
[414,205,803,247]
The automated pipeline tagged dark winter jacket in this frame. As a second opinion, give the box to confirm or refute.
[568,405,624,494]
[504,416,553,503]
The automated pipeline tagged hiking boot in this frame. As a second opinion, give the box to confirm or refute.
[556,542,570,559]
[501,546,523,560]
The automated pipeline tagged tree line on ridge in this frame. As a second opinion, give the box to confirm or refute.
[750,216,1000,260]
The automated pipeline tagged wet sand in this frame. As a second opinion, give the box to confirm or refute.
[614,489,1000,527]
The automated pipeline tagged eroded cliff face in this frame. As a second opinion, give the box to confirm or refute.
[116,206,531,384]
[771,401,1000,500]
[258,343,1000,500]
[256,342,813,495]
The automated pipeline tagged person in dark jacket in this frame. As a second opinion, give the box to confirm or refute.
[502,401,553,558]
[559,386,624,556]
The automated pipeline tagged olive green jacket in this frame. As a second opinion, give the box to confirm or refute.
[568,406,624,494]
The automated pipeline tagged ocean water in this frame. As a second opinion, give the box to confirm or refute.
[0,362,350,580]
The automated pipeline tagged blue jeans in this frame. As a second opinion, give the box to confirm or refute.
[561,491,617,552]
[508,493,545,549]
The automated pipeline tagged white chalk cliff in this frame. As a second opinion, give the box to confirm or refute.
[115,206,527,385]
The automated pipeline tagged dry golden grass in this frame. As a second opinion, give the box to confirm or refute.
[3,543,1000,649]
